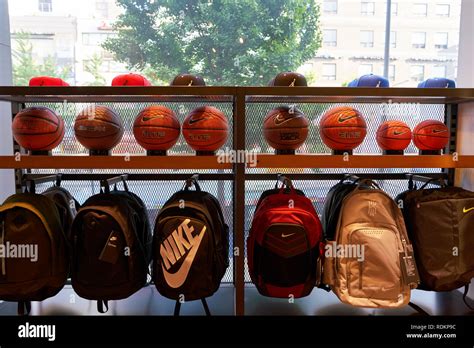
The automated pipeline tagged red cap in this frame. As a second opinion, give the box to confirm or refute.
[29,76,70,86]
[111,73,152,86]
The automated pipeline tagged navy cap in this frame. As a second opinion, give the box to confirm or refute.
[348,74,390,88]
[418,78,456,88]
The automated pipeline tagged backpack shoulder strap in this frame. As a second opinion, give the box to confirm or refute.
[463,284,474,310]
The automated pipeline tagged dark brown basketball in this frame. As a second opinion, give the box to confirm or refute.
[74,106,124,151]
[12,106,65,151]
[263,106,309,150]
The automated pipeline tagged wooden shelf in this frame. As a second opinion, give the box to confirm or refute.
[0,154,472,169]
[252,154,474,169]
[0,155,232,169]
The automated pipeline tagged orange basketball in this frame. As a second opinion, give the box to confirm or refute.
[182,106,229,152]
[74,106,124,151]
[413,120,449,151]
[12,106,65,151]
[319,106,367,151]
[376,120,412,151]
[263,106,309,150]
[133,106,180,151]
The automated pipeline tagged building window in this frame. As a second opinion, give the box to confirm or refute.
[323,0,338,14]
[433,65,447,78]
[323,29,337,47]
[361,1,375,16]
[38,0,52,12]
[322,64,337,80]
[82,32,116,45]
[358,64,373,76]
[360,30,374,48]
[390,31,397,48]
[434,32,448,49]
[96,1,109,18]
[412,32,426,49]
[411,65,425,81]
[389,65,396,81]
[413,3,428,16]
[436,4,450,17]
[385,1,398,16]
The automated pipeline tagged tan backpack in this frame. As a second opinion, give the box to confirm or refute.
[323,179,419,308]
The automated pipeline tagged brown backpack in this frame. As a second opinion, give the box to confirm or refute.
[323,180,419,308]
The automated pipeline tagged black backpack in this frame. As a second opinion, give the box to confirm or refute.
[0,193,69,315]
[153,179,229,315]
[71,184,152,313]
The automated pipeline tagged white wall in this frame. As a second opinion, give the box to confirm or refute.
[457,0,474,87]
[0,0,15,200]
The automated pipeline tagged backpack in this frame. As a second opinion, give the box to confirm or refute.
[0,193,69,315]
[42,185,80,243]
[247,177,323,298]
[397,180,474,298]
[323,179,419,308]
[322,177,364,241]
[153,179,229,313]
[71,185,152,313]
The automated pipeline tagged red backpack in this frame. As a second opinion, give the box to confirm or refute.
[247,177,323,298]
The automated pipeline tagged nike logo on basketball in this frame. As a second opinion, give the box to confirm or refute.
[338,114,357,123]
[160,219,206,288]
[142,115,164,122]
[393,131,407,136]
[188,117,207,125]
[432,129,447,134]
[281,233,296,238]
[463,207,474,214]
[274,113,301,126]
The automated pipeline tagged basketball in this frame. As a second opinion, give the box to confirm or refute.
[74,106,124,151]
[171,74,206,86]
[182,106,229,152]
[413,120,449,151]
[272,72,307,86]
[111,73,151,86]
[263,106,309,150]
[12,106,65,151]
[319,106,367,151]
[133,106,180,151]
[376,120,412,151]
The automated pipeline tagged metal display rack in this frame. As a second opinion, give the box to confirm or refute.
[1,86,474,316]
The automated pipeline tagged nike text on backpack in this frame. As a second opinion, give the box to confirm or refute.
[71,181,152,313]
[397,179,474,309]
[247,176,323,298]
[323,179,419,308]
[153,178,229,315]
[0,193,69,315]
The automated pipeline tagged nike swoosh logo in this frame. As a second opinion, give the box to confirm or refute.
[274,113,301,126]
[281,233,296,238]
[432,129,447,134]
[142,115,164,122]
[393,131,407,136]
[162,226,206,288]
[463,207,474,214]
[188,117,207,125]
[338,115,358,123]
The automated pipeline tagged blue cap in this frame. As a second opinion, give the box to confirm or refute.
[348,74,390,88]
[418,78,456,88]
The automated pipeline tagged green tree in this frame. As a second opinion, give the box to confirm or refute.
[104,0,321,85]
[12,31,71,86]
[84,54,107,86]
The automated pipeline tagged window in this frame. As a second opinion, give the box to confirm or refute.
[323,0,338,14]
[82,32,116,45]
[413,3,428,16]
[433,65,447,78]
[322,64,337,80]
[385,1,398,16]
[361,1,375,16]
[360,30,374,48]
[434,32,448,49]
[96,1,109,18]
[389,65,396,81]
[412,32,426,49]
[436,4,450,17]
[411,65,425,81]
[390,31,397,49]
[323,29,337,47]
[38,0,52,12]
[358,64,373,76]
